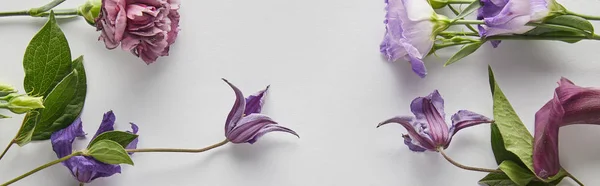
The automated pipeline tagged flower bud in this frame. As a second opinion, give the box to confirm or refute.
[5,94,45,114]
[0,82,17,95]
[78,0,101,25]
[428,0,448,9]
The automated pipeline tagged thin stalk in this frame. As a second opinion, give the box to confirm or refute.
[1,151,83,186]
[447,0,474,3]
[0,141,14,161]
[439,31,480,37]
[565,171,585,186]
[567,10,600,21]
[0,0,68,17]
[485,35,600,41]
[448,5,479,33]
[438,147,502,173]
[126,139,229,153]
[452,20,484,25]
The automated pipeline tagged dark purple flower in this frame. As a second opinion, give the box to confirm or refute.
[96,0,180,64]
[222,79,299,144]
[533,78,600,178]
[378,90,492,151]
[380,0,442,78]
[477,0,554,47]
[50,111,139,183]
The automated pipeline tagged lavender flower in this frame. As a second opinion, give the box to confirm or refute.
[222,79,299,144]
[51,111,139,183]
[533,78,600,178]
[478,0,565,47]
[378,90,492,151]
[380,0,448,78]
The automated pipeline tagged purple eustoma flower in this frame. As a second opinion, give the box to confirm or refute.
[222,79,299,144]
[378,90,492,151]
[51,111,139,183]
[533,78,600,178]
[380,0,447,78]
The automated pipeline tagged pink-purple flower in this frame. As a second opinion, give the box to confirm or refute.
[380,0,445,78]
[222,79,299,144]
[50,111,138,183]
[378,90,492,151]
[533,78,600,178]
[96,0,180,64]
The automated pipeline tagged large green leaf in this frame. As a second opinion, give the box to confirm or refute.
[87,140,134,165]
[23,12,72,98]
[14,112,40,146]
[491,124,526,167]
[479,172,517,186]
[488,66,534,172]
[499,161,535,186]
[31,56,87,140]
[88,131,138,149]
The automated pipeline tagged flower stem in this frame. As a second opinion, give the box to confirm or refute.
[447,0,474,4]
[485,34,600,41]
[0,141,14,161]
[438,148,502,173]
[565,171,585,186]
[1,151,82,186]
[439,31,480,37]
[448,5,479,34]
[451,20,485,25]
[567,10,600,21]
[0,0,68,17]
[126,139,229,153]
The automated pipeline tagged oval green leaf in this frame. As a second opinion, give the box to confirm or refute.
[499,161,535,186]
[87,140,134,165]
[88,131,138,149]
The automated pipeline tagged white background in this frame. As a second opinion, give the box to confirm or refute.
[0,0,599,185]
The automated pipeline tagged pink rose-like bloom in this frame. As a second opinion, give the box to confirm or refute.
[96,0,180,64]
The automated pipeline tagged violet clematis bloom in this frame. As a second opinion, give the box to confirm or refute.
[533,78,600,178]
[96,0,180,64]
[222,79,299,144]
[478,0,563,47]
[380,0,448,78]
[51,111,139,183]
[378,90,492,151]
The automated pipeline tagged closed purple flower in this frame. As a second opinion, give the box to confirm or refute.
[96,0,180,64]
[378,90,492,151]
[50,111,139,183]
[380,0,445,78]
[222,79,299,144]
[533,78,600,178]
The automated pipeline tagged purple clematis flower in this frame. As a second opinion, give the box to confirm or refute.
[378,90,492,151]
[380,0,448,78]
[533,78,600,178]
[478,0,562,47]
[222,79,299,144]
[51,111,139,183]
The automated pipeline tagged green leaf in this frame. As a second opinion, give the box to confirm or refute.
[88,131,138,149]
[453,0,481,21]
[0,114,9,119]
[14,112,40,146]
[488,66,534,172]
[491,124,526,167]
[23,12,72,98]
[499,161,535,186]
[479,172,518,186]
[545,15,594,34]
[31,56,87,140]
[87,140,134,165]
[444,42,482,66]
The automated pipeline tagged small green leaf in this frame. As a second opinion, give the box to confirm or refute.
[88,131,138,149]
[453,0,481,21]
[87,140,134,165]
[31,56,87,140]
[488,66,534,172]
[545,15,594,34]
[0,114,9,119]
[479,172,517,186]
[23,12,72,98]
[444,42,482,66]
[499,161,535,186]
[14,112,40,146]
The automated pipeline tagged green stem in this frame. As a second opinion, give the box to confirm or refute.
[451,20,485,25]
[0,141,14,161]
[447,0,474,4]
[126,139,229,153]
[434,41,476,50]
[1,151,83,186]
[485,34,600,41]
[448,5,479,33]
[567,10,600,21]
[438,148,502,173]
[439,31,480,37]
[565,171,585,186]
[0,0,69,17]
[36,9,79,17]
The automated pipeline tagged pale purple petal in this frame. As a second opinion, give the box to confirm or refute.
[411,90,449,146]
[64,156,121,183]
[245,86,269,115]
[402,134,427,152]
[93,111,116,139]
[377,116,436,151]
[51,118,86,158]
[449,110,493,136]
[478,0,549,37]
[223,79,246,133]
[126,123,139,153]
[247,124,299,144]
[226,114,276,143]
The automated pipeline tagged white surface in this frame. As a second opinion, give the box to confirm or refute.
[0,0,600,185]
